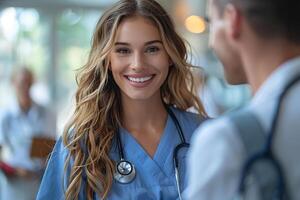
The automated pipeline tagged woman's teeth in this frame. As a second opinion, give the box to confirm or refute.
[127,76,153,83]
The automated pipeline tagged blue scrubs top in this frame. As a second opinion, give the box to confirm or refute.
[37,107,204,200]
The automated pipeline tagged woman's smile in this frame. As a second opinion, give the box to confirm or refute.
[124,74,156,88]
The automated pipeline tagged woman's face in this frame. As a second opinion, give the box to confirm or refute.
[109,15,171,102]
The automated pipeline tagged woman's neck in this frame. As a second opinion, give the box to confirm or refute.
[121,96,167,134]
[121,94,168,157]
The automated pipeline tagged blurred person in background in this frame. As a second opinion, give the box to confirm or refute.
[187,0,300,199]
[0,67,56,200]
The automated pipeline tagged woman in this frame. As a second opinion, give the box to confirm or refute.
[37,0,207,199]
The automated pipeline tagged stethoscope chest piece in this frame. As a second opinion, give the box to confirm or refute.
[114,159,136,184]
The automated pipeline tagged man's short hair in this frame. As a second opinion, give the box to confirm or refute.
[212,0,300,44]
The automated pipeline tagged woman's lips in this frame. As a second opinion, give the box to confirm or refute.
[124,74,155,87]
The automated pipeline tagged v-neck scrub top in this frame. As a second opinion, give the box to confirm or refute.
[37,107,204,200]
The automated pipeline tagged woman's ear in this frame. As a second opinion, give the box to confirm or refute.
[106,53,112,70]
[168,58,174,67]
[107,59,112,70]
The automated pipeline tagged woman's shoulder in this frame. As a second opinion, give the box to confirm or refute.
[50,137,69,160]
[170,107,206,139]
[171,106,205,125]
[36,137,68,200]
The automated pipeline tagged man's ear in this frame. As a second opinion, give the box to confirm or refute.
[224,4,242,39]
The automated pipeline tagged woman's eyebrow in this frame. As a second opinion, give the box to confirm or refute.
[145,40,162,45]
[114,42,130,46]
[114,40,162,46]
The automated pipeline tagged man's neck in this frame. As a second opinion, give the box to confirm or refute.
[242,39,300,94]
[18,98,32,113]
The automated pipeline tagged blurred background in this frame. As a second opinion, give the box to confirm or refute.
[0,0,251,136]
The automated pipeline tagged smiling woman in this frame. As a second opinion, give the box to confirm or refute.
[109,15,170,102]
[36,0,207,200]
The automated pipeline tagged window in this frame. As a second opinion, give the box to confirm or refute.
[0,1,114,135]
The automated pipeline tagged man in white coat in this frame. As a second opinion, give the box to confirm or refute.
[186,0,300,199]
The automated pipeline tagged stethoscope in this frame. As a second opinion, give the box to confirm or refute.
[113,106,189,200]
[237,74,300,200]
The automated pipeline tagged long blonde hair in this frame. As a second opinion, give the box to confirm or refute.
[63,0,206,199]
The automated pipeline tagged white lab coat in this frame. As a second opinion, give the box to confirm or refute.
[0,101,56,200]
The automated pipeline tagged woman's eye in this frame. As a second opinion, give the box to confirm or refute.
[145,46,160,53]
[116,48,131,54]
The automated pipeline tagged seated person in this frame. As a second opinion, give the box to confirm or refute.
[0,67,56,200]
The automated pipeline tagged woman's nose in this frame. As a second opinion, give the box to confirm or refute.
[130,52,145,71]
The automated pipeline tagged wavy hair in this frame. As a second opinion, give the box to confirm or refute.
[63,0,206,199]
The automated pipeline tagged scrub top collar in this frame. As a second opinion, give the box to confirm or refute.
[116,107,181,177]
